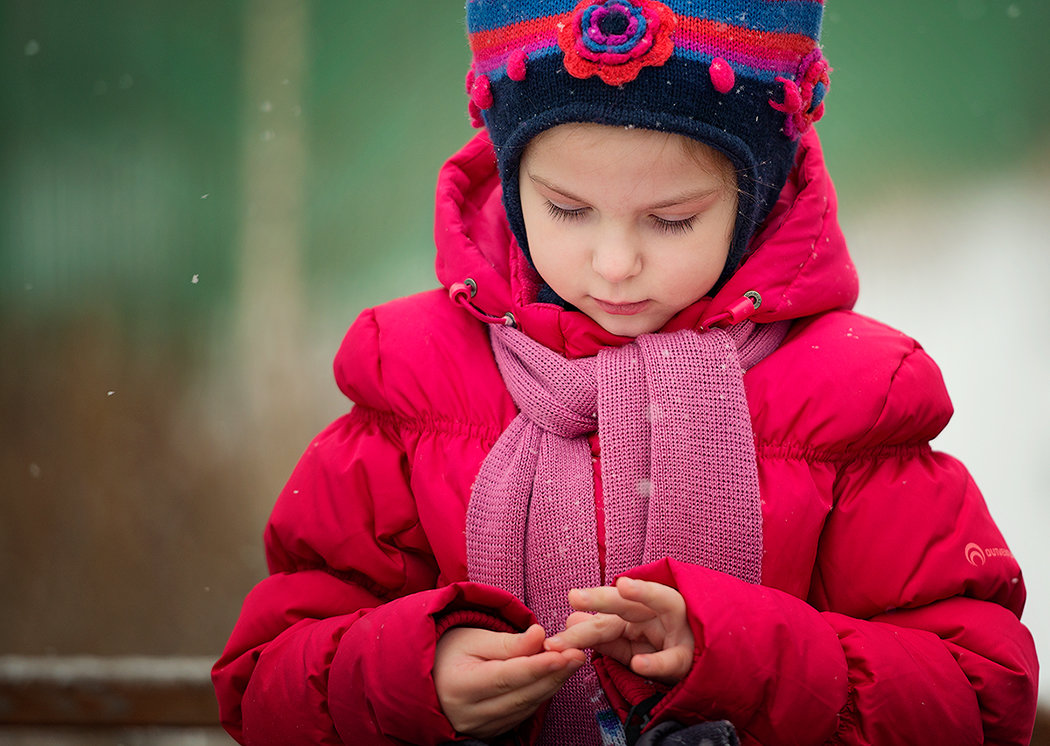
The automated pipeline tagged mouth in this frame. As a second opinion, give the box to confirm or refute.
[593,298,651,316]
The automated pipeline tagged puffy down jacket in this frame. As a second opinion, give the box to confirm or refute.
[213,130,1038,745]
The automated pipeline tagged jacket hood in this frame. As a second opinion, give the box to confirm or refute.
[434,128,858,359]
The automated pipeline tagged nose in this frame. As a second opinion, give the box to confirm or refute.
[591,229,642,284]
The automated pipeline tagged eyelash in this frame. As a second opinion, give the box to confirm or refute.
[544,201,697,235]
[651,215,697,235]
[544,201,589,225]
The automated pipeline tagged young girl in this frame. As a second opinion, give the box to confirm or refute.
[213,1,1039,743]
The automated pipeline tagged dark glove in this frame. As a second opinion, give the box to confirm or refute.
[634,719,739,746]
[626,693,739,746]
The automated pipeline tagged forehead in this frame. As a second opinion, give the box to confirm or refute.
[522,122,734,196]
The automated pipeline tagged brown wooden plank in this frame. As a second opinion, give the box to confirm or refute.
[0,657,218,726]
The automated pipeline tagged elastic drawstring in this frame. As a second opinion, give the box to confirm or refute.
[450,278,517,327]
[700,290,763,330]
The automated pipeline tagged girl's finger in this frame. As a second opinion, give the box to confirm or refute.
[478,648,585,694]
[569,586,657,623]
[498,624,547,658]
[564,610,594,628]
[614,576,687,618]
[630,645,694,684]
[483,653,584,704]
[461,656,585,735]
[455,624,546,662]
[545,613,626,651]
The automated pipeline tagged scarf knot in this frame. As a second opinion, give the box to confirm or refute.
[496,334,599,439]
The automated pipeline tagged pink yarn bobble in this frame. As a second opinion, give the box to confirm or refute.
[471,74,493,109]
[468,99,485,128]
[507,50,528,81]
[709,57,734,94]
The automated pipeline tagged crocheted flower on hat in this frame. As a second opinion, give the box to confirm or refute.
[558,0,677,86]
[770,48,831,140]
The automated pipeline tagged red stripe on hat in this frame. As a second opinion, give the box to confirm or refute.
[675,16,816,65]
[469,12,572,57]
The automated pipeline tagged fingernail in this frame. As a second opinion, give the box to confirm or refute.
[547,635,562,648]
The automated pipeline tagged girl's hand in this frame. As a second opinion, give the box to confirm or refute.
[433,624,585,738]
[544,576,694,685]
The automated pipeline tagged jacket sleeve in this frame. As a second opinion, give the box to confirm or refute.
[213,296,541,745]
[212,407,538,745]
[611,345,1038,744]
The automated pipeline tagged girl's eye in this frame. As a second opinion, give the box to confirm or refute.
[544,201,587,222]
[651,215,697,235]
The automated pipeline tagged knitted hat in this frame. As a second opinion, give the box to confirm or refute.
[465,0,830,287]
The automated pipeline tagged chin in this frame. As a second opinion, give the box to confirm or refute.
[596,315,661,338]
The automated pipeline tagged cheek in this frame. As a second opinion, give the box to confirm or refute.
[672,231,730,277]
[660,236,731,299]
[530,232,581,291]
[521,204,585,288]
[520,195,557,262]
[666,263,717,299]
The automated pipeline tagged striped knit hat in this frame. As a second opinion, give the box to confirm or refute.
[465,0,830,286]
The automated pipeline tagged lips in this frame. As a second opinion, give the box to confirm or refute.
[593,298,650,315]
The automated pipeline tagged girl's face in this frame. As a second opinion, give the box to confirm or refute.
[519,123,737,338]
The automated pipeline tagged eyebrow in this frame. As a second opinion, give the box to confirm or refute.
[527,173,720,210]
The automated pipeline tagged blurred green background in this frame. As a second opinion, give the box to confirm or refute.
[2,0,1048,692]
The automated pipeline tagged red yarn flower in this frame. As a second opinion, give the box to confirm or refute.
[558,0,676,86]
[770,48,831,139]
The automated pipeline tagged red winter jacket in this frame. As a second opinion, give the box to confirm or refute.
[213,130,1038,745]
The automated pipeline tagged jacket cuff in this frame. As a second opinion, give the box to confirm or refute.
[593,655,669,723]
[435,608,518,638]
[327,582,537,746]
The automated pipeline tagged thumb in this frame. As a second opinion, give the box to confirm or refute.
[500,623,546,659]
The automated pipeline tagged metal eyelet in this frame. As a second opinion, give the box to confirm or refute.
[744,290,762,310]
[464,278,478,298]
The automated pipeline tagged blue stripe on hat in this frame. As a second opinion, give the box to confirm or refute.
[671,0,823,36]
[467,0,576,33]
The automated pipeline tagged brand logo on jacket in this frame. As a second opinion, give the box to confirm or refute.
[964,542,1014,567]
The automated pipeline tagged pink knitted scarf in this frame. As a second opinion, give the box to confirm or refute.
[467,321,788,745]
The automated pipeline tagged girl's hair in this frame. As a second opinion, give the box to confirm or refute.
[680,135,740,197]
